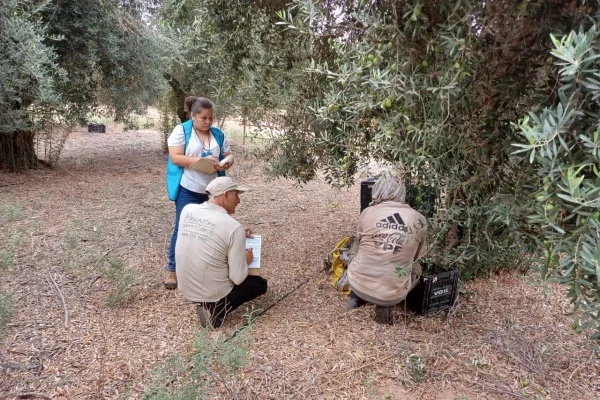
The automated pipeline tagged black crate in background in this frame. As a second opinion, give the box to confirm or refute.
[87,124,106,133]
[406,269,459,315]
[360,178,437,218]
[360,178,376,212]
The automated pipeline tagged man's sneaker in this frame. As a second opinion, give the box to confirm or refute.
[347,297,366,309]
[347,291,366,309]
[374,306,393,325]
[163,271,177,290]
[196,304,224,329]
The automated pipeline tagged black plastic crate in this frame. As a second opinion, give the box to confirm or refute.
[360,178,376,212]
[406,269,459,315]
[87,124,106,133]
[360,178,437,218]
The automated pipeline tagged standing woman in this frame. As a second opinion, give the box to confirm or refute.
[164,97,233,289]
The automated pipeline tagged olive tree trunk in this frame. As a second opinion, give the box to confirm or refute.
[0,131,47,171]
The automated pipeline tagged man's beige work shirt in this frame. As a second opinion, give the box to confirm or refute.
[348,201,427,305]
[176,202,248,303]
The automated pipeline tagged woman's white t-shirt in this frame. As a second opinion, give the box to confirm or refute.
[167,125,231,194]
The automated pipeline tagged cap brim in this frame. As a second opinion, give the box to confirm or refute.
[236,185,249,193]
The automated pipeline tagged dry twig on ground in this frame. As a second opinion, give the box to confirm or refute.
[46,274,68,328]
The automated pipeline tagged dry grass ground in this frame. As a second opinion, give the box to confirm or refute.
[0,127,598,400]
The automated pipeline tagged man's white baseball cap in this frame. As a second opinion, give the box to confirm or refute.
[205,177,250,197]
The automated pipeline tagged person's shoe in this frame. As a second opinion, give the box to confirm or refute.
[347,297,365,309]
[163,271,177,290]
[196,304,224,329]
[374,306,393,325]
[347,291,366,309]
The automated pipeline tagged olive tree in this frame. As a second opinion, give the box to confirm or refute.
[156,0,304,128]
[256,0,599,335]
[0,0,168,170]
[514,26,600,338]
[258,1,592,276]
[0,0,62,169]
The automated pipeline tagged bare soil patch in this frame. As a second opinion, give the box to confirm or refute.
[0,127,598,399]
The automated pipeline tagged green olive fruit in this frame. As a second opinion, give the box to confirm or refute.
[390,63,398,72]
[453,62,461,69]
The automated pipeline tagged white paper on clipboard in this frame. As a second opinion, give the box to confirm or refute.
[246,235,262,269]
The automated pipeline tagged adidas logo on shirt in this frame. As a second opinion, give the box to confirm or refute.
[376,213,405,230]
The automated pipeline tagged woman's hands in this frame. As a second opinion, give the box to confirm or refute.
[213,160,230,172]
[213,154,234,172]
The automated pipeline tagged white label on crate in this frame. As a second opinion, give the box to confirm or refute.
[433,288,449,296]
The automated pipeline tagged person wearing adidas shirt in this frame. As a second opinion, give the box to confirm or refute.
[176,177,268,328]
[346,174,427,324]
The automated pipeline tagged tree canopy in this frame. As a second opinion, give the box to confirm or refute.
[0,0,167,170]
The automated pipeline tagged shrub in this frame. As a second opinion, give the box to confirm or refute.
[101,258,136,307]
[513,25,600,339]
[141,314,254,399]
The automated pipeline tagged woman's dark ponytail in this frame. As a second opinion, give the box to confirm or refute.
[184,96,197,114]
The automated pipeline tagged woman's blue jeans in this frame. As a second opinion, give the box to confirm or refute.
[169,186,209,272]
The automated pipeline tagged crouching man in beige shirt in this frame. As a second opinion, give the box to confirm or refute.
[176,177,267,328]
[347,174,427,325]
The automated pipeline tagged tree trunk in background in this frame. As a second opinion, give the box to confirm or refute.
[163,72,187,123]
[0,131,44,171]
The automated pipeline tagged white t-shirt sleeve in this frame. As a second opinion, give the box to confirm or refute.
[222,137,232,154]
[167,125,185,147]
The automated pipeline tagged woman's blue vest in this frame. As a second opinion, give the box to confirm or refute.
[165,120,226,201]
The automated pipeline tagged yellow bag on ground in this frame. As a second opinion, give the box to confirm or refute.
[331,236,351,294]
